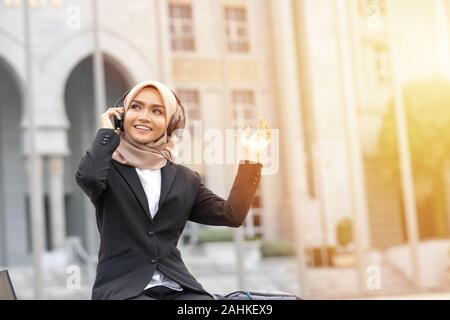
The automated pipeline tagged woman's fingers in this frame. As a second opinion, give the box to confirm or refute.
[259,116,264,129]
[107,107,123,118]
[256,119,271,143]
[100,107,124,129]
[240,117,272,154]
[102,108,123,120]
[113,110,121,119]
[106,107,123,113]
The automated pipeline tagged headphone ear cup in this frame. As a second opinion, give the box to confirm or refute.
[120,106,125,131]
[167,89,186,138]
[167,114,178,137]
[167,118,174,137]
[167,105,186,138]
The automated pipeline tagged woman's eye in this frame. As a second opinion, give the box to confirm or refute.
[131,104,139,109]
[153,109,163,115]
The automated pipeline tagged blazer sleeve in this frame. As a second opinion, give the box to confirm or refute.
[189,161,263,227]
[75,128,120,203]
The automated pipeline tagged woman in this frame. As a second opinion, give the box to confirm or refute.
[75,80,270,300]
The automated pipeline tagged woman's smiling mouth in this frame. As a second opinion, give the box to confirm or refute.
[134,125,152,132]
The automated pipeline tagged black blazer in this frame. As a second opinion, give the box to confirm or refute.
[75,128,262,300]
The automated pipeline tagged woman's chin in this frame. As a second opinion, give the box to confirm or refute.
[130,133,154,144]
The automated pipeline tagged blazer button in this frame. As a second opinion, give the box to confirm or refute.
[150,258,157,264]
[104,134,110,138]
[100,141,107,145]
[147,231,155,237]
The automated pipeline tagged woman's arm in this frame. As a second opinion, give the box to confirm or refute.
[189,161,262,227]
[75,128,120,203]
[76,107,123,202]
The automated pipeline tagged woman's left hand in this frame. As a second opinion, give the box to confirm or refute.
[240,116,272,164]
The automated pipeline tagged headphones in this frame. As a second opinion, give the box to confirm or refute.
[112,87,186,138]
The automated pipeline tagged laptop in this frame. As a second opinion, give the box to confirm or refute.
[0,270,17,300]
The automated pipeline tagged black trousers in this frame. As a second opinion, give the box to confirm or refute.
[129,285,214,300]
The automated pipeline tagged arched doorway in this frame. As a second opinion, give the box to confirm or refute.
[64,54,130,254]
[0,57,27,266]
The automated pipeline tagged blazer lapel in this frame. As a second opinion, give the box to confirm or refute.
[158,161,177,210]
[112,160,153,224]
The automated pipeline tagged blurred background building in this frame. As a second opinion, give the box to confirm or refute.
[1,0,450,299]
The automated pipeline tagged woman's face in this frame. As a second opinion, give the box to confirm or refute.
[123,87,167,144]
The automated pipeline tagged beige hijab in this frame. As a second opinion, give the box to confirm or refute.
[112,80,179,170]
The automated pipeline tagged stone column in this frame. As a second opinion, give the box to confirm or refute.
[48,156,66,249]
[336,0,371,293]
[155,0,174,84]
[444,161,450,235]
[269,0,310,296]
[433,0,450,76]
[386,0,421,286]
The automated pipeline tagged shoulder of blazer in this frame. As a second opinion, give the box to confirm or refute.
[169,161,201,183]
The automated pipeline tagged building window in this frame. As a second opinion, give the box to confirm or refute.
[359,0,387,32]
[169,3,195,51]
[374,43,390,83]
[3,0,21,7]
[176,89,201,135]
[363,39,391,87]
[359,0,386,14]
[175,89,203,175]
[231,90,255,129]
[224,6,250,53]
[4,0,63,8]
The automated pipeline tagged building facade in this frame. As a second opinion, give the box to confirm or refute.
[0,0,286,266]
[1,0,450,290]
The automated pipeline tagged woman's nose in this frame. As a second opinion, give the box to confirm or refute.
[138,110,152,121]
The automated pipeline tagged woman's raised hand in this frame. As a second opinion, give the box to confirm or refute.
[99,107,124,133]
[240,116,272,163]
